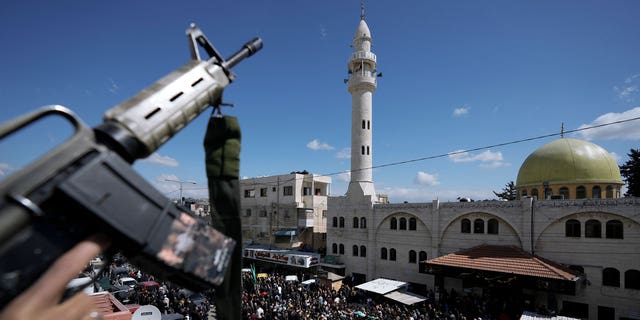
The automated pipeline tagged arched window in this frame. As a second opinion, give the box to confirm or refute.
[360,246,366,258]
[362,120,365,129]
[352,245,359,257]
[389,248,396,261]
[409,217,417,230]
[606,185,613,198]
[409,250,417,263]
[339,244,344,255]
[360,217,367,229]
[332,217,338,228]
[521,189,527,197]
[419,251,427,262]
[603,268,620,287]
[390,217,397,230]
[565,219,581,237]
[474,219,485,234]
[576,186,586,199]
[339,217,345,228]
[606,220,623,239]
[381,247,387,260]
[461,219,471,233]
[399,217,407,230]
[487,219,499,234]
[531,188,539,199]
[353,217,359,229]
[332,243,337,254]
[559,187,569,199]
[592,186,602,198]
[585,219,602,238]
[625,269,640,290]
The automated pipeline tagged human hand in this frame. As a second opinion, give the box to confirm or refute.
[0,234,111,320]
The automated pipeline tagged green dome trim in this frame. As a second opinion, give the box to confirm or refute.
[516,138,623,187]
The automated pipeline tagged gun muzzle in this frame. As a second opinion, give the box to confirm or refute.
[223,37,263,70]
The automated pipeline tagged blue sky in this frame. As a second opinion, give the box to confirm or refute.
[1,1,639,203]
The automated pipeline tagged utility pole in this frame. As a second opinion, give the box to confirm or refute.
[165,178,196,206]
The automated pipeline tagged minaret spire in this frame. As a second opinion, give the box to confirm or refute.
[561,122,565,138]
[361,0,365,20]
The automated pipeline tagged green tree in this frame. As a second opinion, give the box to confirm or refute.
[493,181,517,200]
[620,148,640,197]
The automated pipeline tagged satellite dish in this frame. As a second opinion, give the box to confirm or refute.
[131,305,161,320]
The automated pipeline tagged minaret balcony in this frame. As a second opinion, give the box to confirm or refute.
[349,51,376,64]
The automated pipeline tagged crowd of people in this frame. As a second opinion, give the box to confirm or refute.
[97,258,529,320]
[240,270,525,320]
[101,258,214,320]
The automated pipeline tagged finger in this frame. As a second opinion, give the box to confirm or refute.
[26,234,111,307]
[53,292,97,320]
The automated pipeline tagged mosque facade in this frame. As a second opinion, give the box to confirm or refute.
[325,7,640,320]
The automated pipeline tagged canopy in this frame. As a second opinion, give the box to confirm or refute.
[274,230,297,236]
[355,278,406,295]
[383,291,427,305]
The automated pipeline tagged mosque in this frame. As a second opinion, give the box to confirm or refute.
[325,5,640,320]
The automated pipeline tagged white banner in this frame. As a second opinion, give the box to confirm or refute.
[243,248,319,268]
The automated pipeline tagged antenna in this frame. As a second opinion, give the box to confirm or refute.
[164,178,197,206]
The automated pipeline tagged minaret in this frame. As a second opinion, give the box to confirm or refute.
[347,1,378,201]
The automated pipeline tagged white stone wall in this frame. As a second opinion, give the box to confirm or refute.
[326,196,640,318]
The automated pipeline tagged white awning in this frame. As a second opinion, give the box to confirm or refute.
[383,291,427,305]
[355,278,407,295]
[520,311,580,320]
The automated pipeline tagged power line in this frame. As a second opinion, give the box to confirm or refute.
[242,116,640,187]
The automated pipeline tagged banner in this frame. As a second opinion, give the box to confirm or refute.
[243,248,319,268]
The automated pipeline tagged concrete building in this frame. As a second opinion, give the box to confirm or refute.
[240,172,331,252]
[325,5,640,320]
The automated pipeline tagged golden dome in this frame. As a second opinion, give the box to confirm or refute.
[516,138,623,188]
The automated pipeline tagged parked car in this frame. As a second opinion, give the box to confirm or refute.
[116,277,137,288]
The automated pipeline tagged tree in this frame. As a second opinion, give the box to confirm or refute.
[620,148,640,197]
[493,181,517,200]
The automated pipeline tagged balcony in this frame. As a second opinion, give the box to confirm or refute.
[350,51,376,63]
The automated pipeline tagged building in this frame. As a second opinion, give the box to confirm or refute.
[240,171,331,252]
[325,5,640,320]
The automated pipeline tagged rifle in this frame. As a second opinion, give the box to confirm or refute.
[0,24,262,306]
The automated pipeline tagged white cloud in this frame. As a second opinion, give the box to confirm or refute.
[448,149,507,169]
[414,171,440,186]
[108,78,119,94]
[614,85,638,101]
[453,106,470,117]
[575,107,640,141]
[336,147,351,159]
[625,74,640,84]
[614,74,640,101]
[337,171,351,182]
[307,139,334,151]
[155,174,206,199]
[320,25,327,39]
[140,153,179,167]
[448,149,502,163]
[0,162,15,177]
